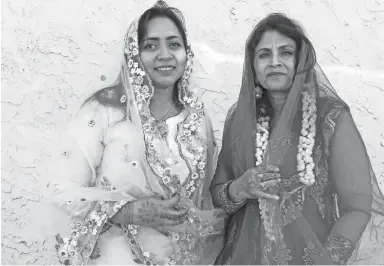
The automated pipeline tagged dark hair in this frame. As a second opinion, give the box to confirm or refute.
[138,1,188,51]
[249,13,316,74]
[87,1,187,109]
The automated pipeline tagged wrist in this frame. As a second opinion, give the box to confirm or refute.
[216,181,247,215]
[111,201,135,226]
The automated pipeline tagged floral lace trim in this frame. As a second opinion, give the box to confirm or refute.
[55,200,128,265]
[262,241,292,265]
[324,233,355,265]
[124,20,207,200]
[123,213,223,265]
[302,241,320,265]
[215,181,246,215]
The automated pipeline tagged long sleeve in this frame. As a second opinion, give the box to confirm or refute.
[200,113,218,210]
[50,100,123,216]
[210,104,247,214]
[325,108,373,264]
[49,100,128,265]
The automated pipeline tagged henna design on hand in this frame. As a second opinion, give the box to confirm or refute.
[159,213,179,220]
[136,200,160,225]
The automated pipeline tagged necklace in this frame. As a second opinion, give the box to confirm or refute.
[152,102,176,121]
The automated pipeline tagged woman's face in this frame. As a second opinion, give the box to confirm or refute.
[139,16,187,90]
[253,30,297,93]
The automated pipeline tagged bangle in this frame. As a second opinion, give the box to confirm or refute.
[216,181,246,214]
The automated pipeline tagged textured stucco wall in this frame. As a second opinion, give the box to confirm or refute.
[2,0,384,264]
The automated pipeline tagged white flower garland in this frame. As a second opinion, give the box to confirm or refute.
[256,91,317,241]
[297,91,317,185]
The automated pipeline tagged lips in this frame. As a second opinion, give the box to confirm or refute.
[155,66,175,71]
[267,72,285,76]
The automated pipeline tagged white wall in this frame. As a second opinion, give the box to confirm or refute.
[2,0,383,264]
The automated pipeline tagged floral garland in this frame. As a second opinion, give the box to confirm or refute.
[256,91,317,241]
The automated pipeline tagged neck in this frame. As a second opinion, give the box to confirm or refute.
[268,91,288,116]
[150,85,176,118]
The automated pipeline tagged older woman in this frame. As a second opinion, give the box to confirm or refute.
[49,1,225,265]
[210,13,384,265]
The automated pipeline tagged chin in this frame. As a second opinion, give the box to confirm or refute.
[153,79,178,89]
[265,83,291,93]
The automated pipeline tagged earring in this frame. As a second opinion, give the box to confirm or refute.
[255,85,263,100]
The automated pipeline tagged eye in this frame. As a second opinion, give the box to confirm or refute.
[170,42,181,49]
[259,52,270,59]
[282,51,294,57]
[143,43,156,50]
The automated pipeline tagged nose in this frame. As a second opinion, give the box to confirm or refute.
[271,53,282,67]
[157,44,172,60]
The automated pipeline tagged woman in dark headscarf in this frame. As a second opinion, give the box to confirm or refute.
[211,13,384,265]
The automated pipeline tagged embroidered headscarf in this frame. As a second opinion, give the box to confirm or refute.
[121,15,209,202]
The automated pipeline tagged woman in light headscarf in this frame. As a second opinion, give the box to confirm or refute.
[49,1,225,264]
[210,13,384,265]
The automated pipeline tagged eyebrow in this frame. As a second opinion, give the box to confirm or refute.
[256,44,295,53]
[143,35,181,41]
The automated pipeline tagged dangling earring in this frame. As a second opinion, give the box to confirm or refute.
[255,85,263,100]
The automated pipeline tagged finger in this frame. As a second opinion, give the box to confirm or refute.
[153,224,167,235]
[160,218,185,226]
[249,176,262,187]
[255,165,279,173]
[256,191,279,200]
[261,179,281,189]
[159,209,188,220]
[156,224,175,234]
[259,173,281,181]
[248,175,258,185]
[162,193,181,208]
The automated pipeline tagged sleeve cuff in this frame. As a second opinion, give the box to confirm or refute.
[324,232,355,265]
[215,181,246,215]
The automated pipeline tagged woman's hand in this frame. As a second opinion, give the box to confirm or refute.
[228,165,281,202]
[112,194,189,230]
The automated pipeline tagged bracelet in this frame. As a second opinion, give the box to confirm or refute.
[216,181,246,214]
[324,232,355,265]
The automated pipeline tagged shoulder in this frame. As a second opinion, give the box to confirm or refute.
[316,96,348,124]
[76,98,125,129]
[225,102,238,122]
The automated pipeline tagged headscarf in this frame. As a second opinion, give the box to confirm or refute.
[121,18,210,200]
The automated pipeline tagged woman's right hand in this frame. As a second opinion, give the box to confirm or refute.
[228,165,281,202]
[113,194,189,230]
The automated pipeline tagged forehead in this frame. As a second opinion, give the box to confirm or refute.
[256,30,296,50]
[145,16,182,38]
